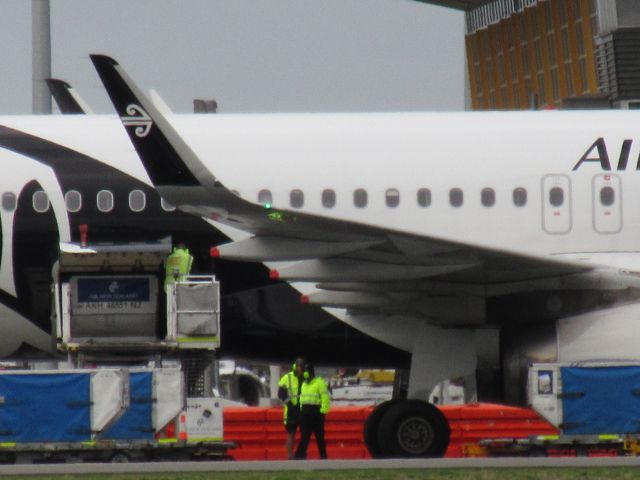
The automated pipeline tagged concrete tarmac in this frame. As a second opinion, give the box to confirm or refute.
[4,457,640,476]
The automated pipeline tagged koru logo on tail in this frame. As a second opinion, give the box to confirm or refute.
[121,104,152,138]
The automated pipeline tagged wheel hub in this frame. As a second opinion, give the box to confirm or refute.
[396,415,434,455]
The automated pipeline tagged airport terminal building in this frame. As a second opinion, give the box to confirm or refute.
[420,0,640,109]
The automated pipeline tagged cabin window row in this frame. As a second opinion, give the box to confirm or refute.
[545,186,615,208]
[5,185,613,215]
[257,187,531,209]
[0,191,176,213]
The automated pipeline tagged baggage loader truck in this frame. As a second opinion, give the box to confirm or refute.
[0,241,233,463]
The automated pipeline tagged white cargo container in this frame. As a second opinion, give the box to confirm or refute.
[480,363,640,457]
[54,243,220,351]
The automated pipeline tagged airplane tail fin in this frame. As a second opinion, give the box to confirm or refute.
[90,54,211,187]
[45,78,93,114]
[149,89,174,115]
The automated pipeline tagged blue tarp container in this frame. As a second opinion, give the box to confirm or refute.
[561,366,640,435]
[0,373,91,443]
[102,371,154,440]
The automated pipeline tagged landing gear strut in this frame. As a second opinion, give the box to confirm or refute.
[343,318,478,457]
[364,399,450,458]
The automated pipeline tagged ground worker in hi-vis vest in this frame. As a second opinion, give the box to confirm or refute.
[164,243,193,292]
[294,363,330,460]
[278,358,305,459]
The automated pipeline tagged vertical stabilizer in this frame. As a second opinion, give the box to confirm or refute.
[45,79,92,114]
[90,54,211,187]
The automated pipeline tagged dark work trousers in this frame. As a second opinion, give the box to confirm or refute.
[294,405,327,459]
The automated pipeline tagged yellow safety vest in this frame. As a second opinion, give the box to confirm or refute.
[164,247,193,291]
[278,371,302,423]
[299,376,330,415]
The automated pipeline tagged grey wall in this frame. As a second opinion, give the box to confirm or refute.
[616,0,640,28]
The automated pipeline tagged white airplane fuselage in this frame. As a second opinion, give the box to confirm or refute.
[161,110,638,264]
[8,111,640,278]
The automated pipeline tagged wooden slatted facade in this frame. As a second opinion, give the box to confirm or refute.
[466,0,599,109]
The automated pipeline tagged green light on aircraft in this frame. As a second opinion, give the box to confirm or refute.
[267,211,285,222]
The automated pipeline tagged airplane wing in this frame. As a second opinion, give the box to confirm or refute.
[91,54,622,327]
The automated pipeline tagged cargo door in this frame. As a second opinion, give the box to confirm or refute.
[91,369,127,434]
[593,174,622,233]
[528,365,562,428]
[542,175,572,234]
[101,371,153,440]
[154,369,184,430]
[560,366,640,435]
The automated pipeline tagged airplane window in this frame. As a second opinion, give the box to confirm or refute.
[481,188,495,207]
[258,189,273,207]
[417,188,431,207]
[64,190,82,213]
[449,188,463,207]
[322,189,336,208]
[354,188,368,208]
[129,189,146,212]
[600,186,615,206]
[160,198,176,212]
[1,192,16,212]
[290,189,304,208]
[549,187,564,207]
[32,190,50,213]
[385,189,400,208]
[97,190,114,212]
[513,187,527,207]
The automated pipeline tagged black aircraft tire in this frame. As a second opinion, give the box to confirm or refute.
[110,451,131,463]
[376,400,450,458]
[363,400,401,458]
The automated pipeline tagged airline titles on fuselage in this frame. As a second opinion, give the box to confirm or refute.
[574,137,639,171]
